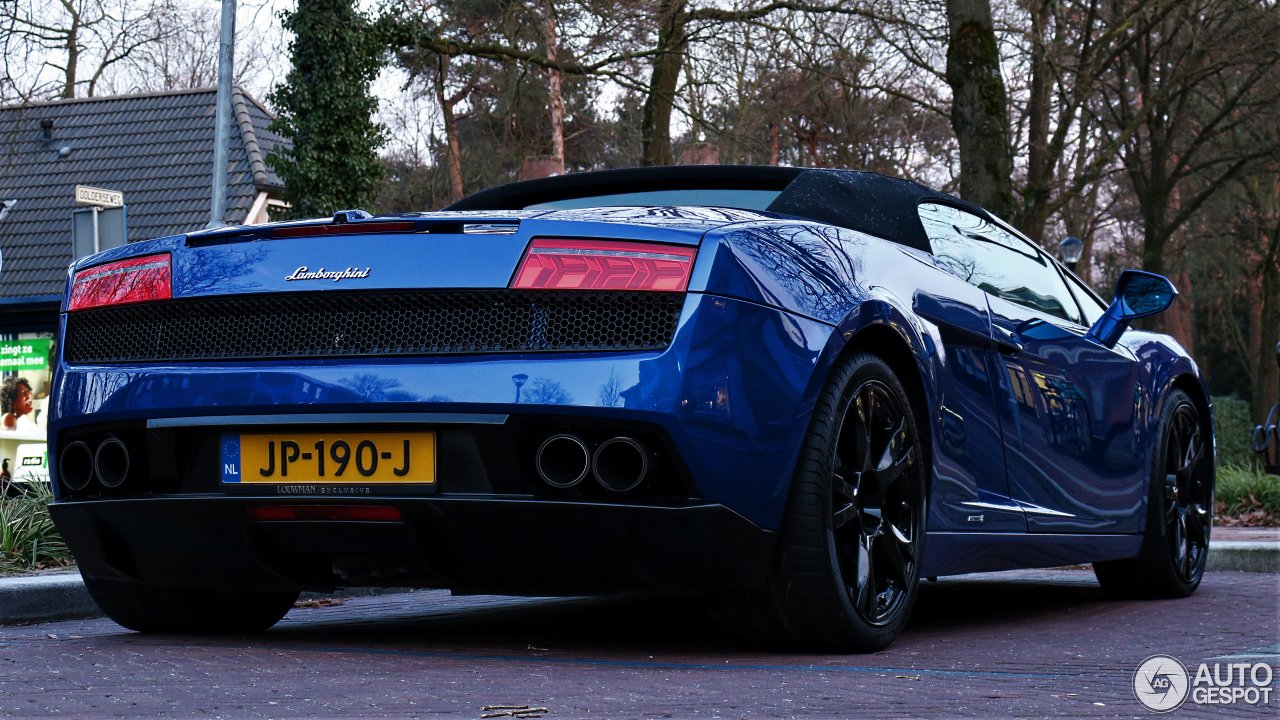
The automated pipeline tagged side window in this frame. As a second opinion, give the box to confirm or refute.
[1061,269,1109,326]
[917,202,1083,324]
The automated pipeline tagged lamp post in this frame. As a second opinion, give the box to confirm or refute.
[208,0,236,228]
[512,373,528,404]
[1058,235,1084,274]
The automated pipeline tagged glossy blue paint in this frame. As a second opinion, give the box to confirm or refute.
[51,292,832,530]
[144,213,763,299]
[911,285,1026,533]
[986,296,1148,533]
[695,221,865,322]
[50,200,1208,580]
[65,207,780,298]
[921,532,1144,576]
[176,233,533,295]
[701,225,1034,535]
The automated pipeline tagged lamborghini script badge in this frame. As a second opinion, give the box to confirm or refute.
[284,266,371,282]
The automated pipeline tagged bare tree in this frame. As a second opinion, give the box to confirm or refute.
[1074,0,1279,355]
[392,0,907,168]
[542,0,566,173]
[1216,171,1280,422]
[100,1,279,95]
[598,371,623,407]
[944,0,1015,218]
[524,378,573,405]
[432,52,472,203]
[1100,0,1280,278]
[0,0,181,99]
[375,87,440,212]
[113,3,220,91]
[394,0,502,202]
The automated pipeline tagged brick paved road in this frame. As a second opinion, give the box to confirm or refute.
[0,569,1275,719]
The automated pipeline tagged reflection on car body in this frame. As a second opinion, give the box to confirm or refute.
[48,166,1214,651]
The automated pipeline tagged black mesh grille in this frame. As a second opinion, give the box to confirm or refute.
[64,290,684,363]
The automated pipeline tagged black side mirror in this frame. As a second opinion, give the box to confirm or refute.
[1085,270,1178,348]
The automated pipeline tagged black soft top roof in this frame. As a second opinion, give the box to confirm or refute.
[446,165,994,253]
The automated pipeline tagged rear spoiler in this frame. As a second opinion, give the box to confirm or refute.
[185,209,523,247]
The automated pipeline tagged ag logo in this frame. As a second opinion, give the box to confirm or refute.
[1134,654,1190,712]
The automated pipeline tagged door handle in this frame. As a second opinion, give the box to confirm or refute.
[913,293,990,346]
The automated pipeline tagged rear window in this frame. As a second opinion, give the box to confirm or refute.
[526,188,781,211]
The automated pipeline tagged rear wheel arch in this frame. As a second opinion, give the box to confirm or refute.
[717,349,929,650]
[840,323,935,500]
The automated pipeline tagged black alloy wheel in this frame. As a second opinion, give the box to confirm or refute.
[716,353,927,652]
[1162,402,1211,586]
[830,378,922,626]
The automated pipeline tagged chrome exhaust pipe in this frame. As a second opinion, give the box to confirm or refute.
[536,434,591,488]
[59,441,95,492]
[94,438,131,489]
[592,437,648,493]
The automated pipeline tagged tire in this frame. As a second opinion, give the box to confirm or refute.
[83,576,299,634]
[1094,389,1213,598]
[720,352,927,652]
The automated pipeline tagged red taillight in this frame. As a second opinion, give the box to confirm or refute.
[272,221,416,238]
[246,505,403,522]
[511,238,697,292]
[69,253,172,311]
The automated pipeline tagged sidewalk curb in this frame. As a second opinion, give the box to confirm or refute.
[2,543,1275,627]
[1207,541,1280,574]
[0,573,98,625]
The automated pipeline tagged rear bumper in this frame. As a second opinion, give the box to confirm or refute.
[50,496,776,595]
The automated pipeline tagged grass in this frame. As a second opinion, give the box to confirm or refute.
[1215,464,1280,526]
[0,480,73,574]
[1210,394,1280,525]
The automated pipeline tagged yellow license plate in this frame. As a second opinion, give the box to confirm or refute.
[224,431,436,485]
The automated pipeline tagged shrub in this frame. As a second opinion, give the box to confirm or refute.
[1212,395,1256,468]
[0,481,72,573]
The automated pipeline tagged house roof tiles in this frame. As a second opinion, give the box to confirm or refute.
[0,87,288,301]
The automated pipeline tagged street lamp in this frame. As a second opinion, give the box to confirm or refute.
[1058,236,1084,273]
[512,373,528,404]
[208,0,237,228]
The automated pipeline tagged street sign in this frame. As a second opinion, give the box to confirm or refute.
[75,185,124,207]
[72,205,128,259]
[0,339,51,372]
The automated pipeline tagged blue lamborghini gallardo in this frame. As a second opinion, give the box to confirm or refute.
[48,166,1214,650]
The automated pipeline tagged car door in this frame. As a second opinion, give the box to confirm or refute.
[910,267,1026,533]
[913,207,1024,533]
[919,202,1147,534]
